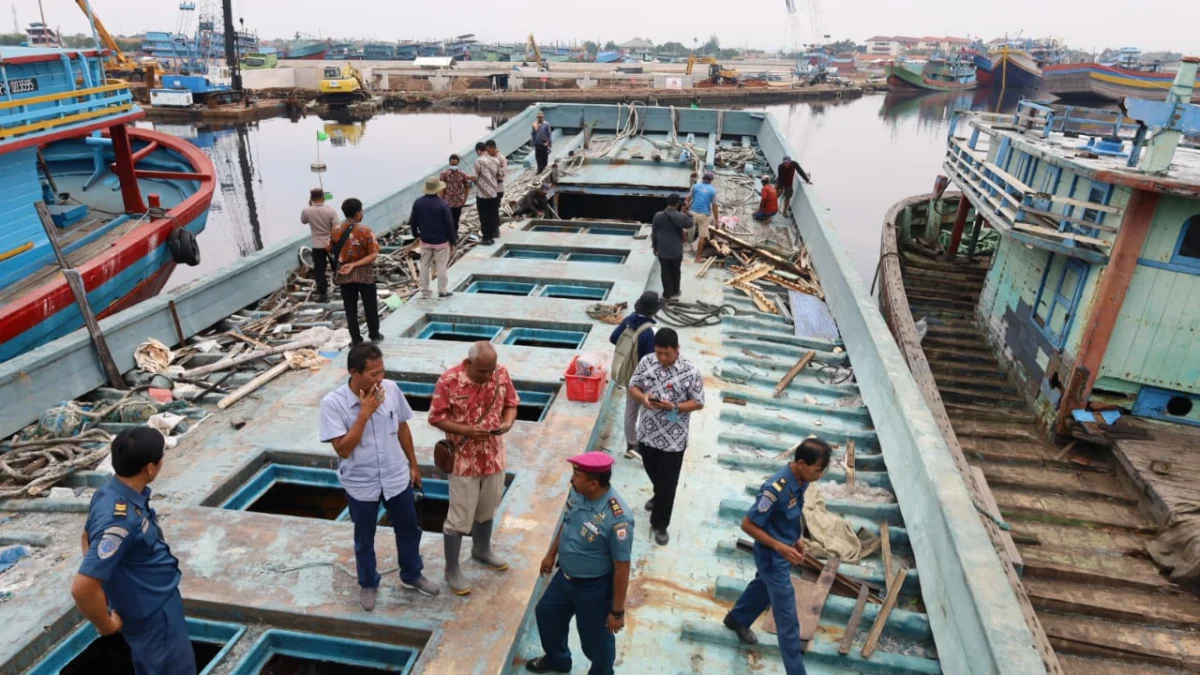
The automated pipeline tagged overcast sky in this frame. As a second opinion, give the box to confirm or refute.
[12,0,1197,53]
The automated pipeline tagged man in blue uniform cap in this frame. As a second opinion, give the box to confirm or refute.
[71,427,195,675]
[526,451,634,675]
[723,437,832,675]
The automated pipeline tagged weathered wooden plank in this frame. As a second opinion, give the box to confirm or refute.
[773,350,816,398]
[970,466,1024,571]
[1023,577,1200,630]
[880,523,893,591]
[838,583,870,656]
[845,439,856,489]
[1013,221,1111,247]
[861,567,908,659]
[763,577,812,634]
[799,558,840,648]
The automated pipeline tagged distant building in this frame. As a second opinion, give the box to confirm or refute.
[618,37,655,62]
[865,35,921,57]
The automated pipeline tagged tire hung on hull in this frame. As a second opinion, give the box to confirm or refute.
[168,227,200,266]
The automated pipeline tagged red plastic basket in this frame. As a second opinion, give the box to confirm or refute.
[565,356,607,403]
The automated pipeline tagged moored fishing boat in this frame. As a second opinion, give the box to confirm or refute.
[284,36,331,60]
[878,59,1200,673]
[1044,62,1200,103]
[0,46,214,364]
[887,52,978,92]
[0,103,1051,675]
[990,46,1043,91]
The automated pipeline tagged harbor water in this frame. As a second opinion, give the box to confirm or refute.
[152,90,1023,291]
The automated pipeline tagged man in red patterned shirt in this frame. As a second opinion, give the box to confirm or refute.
[429,341,520,595]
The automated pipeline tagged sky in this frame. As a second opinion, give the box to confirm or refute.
[10,0,1198,54]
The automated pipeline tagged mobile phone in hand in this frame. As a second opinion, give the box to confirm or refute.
[489,428,504,435]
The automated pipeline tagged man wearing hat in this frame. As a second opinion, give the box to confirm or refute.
[531,110,553,173]
[513,182,553,220]
[609,291,659,458]
[300,187,339,302]
[409,176,457,300]
[776,156,812,218]
[527,452,633,675]
[684,171,719,264]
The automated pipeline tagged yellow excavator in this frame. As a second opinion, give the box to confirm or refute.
[317,63,370,106]
[76,0,160,85]
[524,33,549,71]
[686,54,739,85]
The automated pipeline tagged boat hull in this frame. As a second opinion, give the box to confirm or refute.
[991,52,1042,90]
[1044,63,1199,103]
[285,41,329,60]
[974,53,994,86]
[0,127,215,363]
[887,64,978,92]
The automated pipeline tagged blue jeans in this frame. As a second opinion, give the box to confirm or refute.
[346,487,423,587]
[535,570,615,675]
[753,210,778,222]
[729,546,807,675]
[121,589,196,675]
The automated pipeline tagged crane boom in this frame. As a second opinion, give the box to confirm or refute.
[75,0,134,69]
[526,33,542,66]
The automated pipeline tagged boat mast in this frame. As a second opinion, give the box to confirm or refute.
[221,0,242,92]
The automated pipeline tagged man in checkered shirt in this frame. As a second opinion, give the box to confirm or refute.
[627,328,705,546]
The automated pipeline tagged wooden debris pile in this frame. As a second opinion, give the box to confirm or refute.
[699,226,823,316]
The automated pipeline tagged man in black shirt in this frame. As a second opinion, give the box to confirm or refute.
[651,194,691,300]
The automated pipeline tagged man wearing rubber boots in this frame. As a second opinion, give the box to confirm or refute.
[71,427,195,675]
[722,438,832,675]
[429,341,520,595]
[527,452,633,675]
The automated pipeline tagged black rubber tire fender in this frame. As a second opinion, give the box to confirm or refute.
[168,227,201,266]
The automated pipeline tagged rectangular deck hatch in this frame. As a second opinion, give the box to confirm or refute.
[459,275,612,301]
[393,376,558,422]
[565,252,624,264]
[228,630,418,675]
[496,245,628,264]
[464,280,537,296]
[503,327,587,350]
[416,321,503,342]
[530,224,582,233]
[525,221,640,237]
[502,249,561,260]
[540,285,608,300]
[29,618,244,675]
[217,460,512,533]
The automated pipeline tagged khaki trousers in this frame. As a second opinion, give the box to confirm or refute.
[444,471,506,535]
[419,246,451,296]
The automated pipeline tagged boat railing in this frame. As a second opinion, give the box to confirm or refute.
[0,57,136,144]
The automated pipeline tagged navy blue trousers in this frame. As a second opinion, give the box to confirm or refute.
[729,546,808,675]
[534,570,615,675]
[346,487,424,587]
[120,589,196,675]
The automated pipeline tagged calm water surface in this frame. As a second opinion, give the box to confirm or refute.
[149,90,1021,291]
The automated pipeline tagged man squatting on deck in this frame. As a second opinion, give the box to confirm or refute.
[429,340,519,595]
[72,428,196,675]
[320,342,440,608]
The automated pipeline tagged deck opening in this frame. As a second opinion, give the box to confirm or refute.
[227,630,418,675]
[457,275,612,301]
[503,328,587,350]
[29,618,243,675]
[529,224,583,233]
[555,193,668,223]
[524,220,641,237]
[245,480,348,520]
[416,321,504,342]
[495,244,629,264]
[391,374,558,422]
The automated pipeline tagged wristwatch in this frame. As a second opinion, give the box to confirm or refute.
[610,609,625,618]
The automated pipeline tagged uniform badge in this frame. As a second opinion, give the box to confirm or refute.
[134,507,142,517]
[583,521,601,536]
[141,518,151,534]
[757,496,773,512]
[614,523,628,541]
[787,497,798,509]
[97,533,123,560]
[608,498,624,518]
[112,501,128,518]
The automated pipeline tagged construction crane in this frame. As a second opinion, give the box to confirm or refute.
[686,54,739,85]
[75,0,160,84]
[524,33,548,71]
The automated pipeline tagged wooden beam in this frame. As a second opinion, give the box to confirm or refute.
[1013,221,1111,247]
[695,256,718,278]
[861,567,908,659]
[799,558,840,649]
[845,439,856,489]
[839,583,870,656]
[35,202,127,390]
[1022,204,1119,233]
[880,522,893,590]
[1055,188,1160,435]
[773,350,816,398]
[710,227,811,279]
[944,197,971,261]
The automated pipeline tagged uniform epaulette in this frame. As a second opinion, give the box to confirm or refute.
[113,500,128,518]
[609,498,624,518]
[771,477,787,492]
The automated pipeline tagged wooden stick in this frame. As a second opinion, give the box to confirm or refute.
[845,439,856,489]
[861,567,908,659]
[1052,440,1078,462]
[799,558,840,649]
[182,335,323,378]
[36,202,127,390]
[217,361,291,410]
[839,583,870,656]
[773,350,816,398]
[695,256,718,278]
[880,523,893,591]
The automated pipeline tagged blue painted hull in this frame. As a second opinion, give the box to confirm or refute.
[991,54,1042,90]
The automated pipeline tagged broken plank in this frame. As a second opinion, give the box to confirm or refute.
[800,558,840,649]
[845,439,856,489]
[880,523,892,591]
[695,256,718,278]
[711,227,812,279]
[861,567,908,659]
[735,538,881,604]
[773,350,816,398]
[725,262,773,287]
[838,583,870,656]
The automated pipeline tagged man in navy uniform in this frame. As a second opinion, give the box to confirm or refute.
[527,452,633,675]
[71,427,195,675]
[722,438,832,675]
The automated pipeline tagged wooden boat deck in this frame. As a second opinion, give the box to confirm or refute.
[880,195,1200,674]
[1114,425,1200,527]
[0,212,136,306]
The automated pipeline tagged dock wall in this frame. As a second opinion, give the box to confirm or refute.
[754,118,1050,673]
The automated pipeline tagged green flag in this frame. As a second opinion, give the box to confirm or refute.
[317,130,329,141]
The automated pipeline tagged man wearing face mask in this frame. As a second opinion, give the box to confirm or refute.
[71,428,195,675]
[439,153,474,233]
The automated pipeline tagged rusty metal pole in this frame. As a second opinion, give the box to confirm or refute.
[35,202,128,390]
[943,197,971,262]
[1053,187,1159,435]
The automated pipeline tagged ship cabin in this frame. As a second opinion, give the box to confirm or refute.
[942,57,1200,432]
